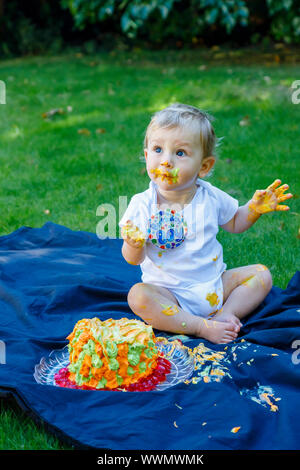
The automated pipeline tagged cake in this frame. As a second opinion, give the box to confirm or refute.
[64,317,164,390]
[121,222,146,246]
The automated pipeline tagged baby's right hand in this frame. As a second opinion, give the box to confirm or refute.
[121,220,146,249]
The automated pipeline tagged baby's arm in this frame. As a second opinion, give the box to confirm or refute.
[222,179,293,234]
[121,220,146,265]
[220,202,257,233]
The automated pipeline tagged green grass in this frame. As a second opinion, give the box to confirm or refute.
[0,398,72,449]
[0,50,299,449]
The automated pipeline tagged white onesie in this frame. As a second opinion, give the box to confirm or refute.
[119,178,239,317]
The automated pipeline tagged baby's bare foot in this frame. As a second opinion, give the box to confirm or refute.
[210,310,242,329]
[197,318,238,344]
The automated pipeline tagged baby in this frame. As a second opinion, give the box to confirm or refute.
[119,103,293,344]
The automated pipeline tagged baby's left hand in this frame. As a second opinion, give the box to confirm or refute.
[249,179,293,214]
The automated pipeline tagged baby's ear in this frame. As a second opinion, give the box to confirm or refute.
[144,148,148,160]
[198,156,215,178]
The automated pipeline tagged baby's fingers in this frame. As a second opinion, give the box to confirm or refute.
[253,189,267,200]
[275,184,291,198]
[121,223,133,239]
[275,205,290,211]
[277,193,293,203]
[121,222,146,247]
[125,219,134,226]
[266,179,282,192]
[276,191,293,212]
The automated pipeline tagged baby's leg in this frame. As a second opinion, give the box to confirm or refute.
[215,264,272,325]
[127,282,239,344]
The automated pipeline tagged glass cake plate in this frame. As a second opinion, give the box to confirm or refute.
[33,340,194,391]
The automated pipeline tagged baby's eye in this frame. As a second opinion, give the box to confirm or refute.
[154,146,162,154]
[177,150,185,157]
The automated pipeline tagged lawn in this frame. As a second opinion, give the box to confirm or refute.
[0,49,299,449]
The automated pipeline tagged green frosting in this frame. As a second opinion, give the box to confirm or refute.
[78,350,86,363]
[68,347,93,386]
[68,362,77,373]
[127,366,135,376]
[139,362,147,373]
[128,352,140,367]
[95,333,103,344]
[106,340,118,358]
[72,328,83,343]
[116,374,123,386]
[82,339,96,355]
[144,348,154,358]
[96,377,107,389]
[75,370,84,385]
[68,350,85,376]
[81,373,92,383]
[169,167,179,181]
[91,353,103,368]
[109,358,120,371]
[129,343,144,354]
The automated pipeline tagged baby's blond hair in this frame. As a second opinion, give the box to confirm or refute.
[143,103,219,166]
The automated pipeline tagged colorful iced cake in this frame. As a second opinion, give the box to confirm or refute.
[55,317,171,391]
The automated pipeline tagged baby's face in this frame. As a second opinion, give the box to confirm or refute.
[144,125,206,191]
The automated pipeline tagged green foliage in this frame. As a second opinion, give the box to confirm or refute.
[0,0,299,57]
[61,0,249,39]
[0,0,67,57]
[61,0,177,38]
[198,0,249,33]
[61,0,300,44]
[267,0,300,44]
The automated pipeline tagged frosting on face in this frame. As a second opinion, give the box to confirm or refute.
[150,167,179,185]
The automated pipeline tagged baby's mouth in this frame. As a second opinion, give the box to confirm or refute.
[150,168,179,185]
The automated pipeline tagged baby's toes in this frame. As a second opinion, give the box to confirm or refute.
[231,319,240,331]
[231,316,242,330]
[225,325,238,339]
[228,319,240,334]
[221,333,236,344]
[233,316,243,329]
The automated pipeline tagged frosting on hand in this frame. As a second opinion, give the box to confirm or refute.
[121,220,146,247]
[248,179,293,216]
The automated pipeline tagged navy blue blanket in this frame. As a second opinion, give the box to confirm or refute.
[0,222,299,450]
